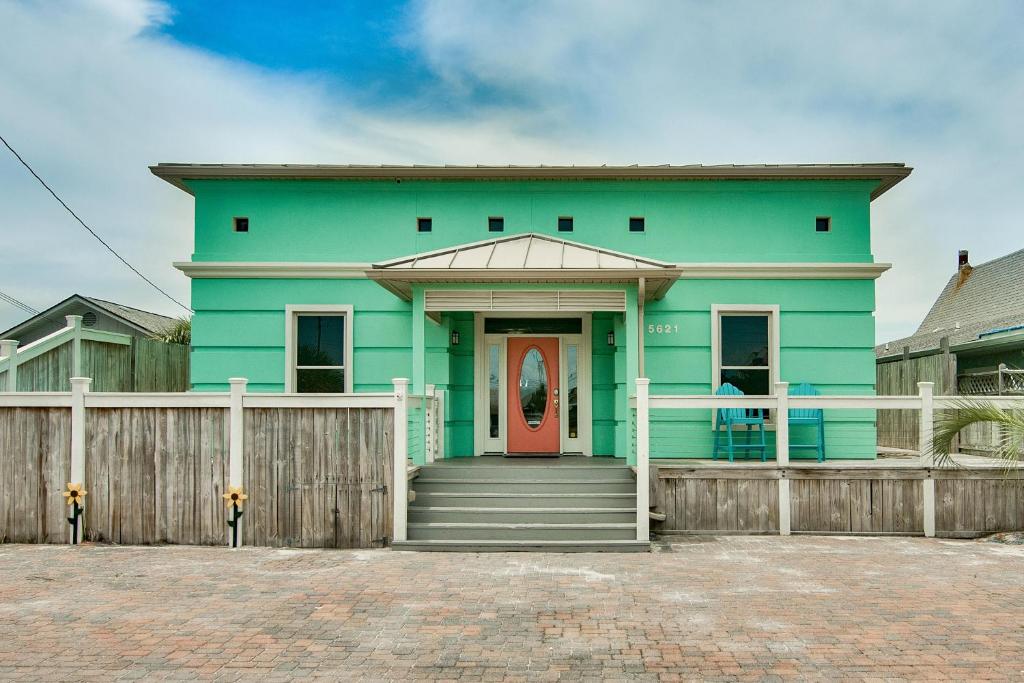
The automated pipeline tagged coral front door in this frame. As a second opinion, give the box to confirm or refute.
[507,337,560,453]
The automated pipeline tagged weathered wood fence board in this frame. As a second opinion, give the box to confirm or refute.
[8,338,188,392]
[243,408,393,549]
[0,408,71,543]
[876,352,954,450]
[657,476,779,533]
[84,408,230,545]
[653,466,1022,537]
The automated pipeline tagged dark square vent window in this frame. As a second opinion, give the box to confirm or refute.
[816,216,831,232]
[629,217,645,232]
[558,216,574,232]
[488,216,504,232]
[417,217,432,233]
[234,217,249,233]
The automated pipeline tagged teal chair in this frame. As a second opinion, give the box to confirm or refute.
[712,383,767,462]
[789,382,825,462]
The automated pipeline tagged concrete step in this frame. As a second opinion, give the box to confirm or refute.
[412,479,637,494]
[412,492,637,508]
[391,539,651,553]
[417,464,634,481]
[408,507,637,524]
[407,522,637,542]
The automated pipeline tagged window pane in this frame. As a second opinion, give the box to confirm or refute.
[721,315,768,367]
[519,348,548,429]
[567,344,578,439]
[721,369,770,396]
[488,344,499,438]
[297,368,345,393]
[297,315,345,366]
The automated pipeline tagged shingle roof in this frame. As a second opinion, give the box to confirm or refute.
[150,163,912,200]
[82,297,177,335]
[876,248,1024,358]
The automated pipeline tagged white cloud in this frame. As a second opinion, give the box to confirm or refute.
[1,0,1021,343]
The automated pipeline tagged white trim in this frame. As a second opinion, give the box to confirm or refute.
[679,262,890,279]
[711,304,780,424]
[174,260,889,281]
[175,262,370,278]
[284,305,354,393]
[473,313,593,456]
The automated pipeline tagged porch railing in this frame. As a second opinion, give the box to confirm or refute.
[631,378,1024,539]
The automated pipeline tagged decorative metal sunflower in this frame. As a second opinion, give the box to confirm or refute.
[223,486,248,508]
[62,483,87,506]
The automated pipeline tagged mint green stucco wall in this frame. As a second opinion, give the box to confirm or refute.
[186,177,881,459]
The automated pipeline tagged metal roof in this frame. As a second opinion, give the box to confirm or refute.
[150,163,911,200]
[877,248,1024,359]
[367,233,682,301]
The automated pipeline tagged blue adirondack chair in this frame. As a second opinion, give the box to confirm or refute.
[712,383,767,462]
[789,382,825,462]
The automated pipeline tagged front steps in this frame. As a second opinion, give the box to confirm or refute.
[392,458,650,552]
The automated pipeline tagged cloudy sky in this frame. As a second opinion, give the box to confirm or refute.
[1,0,1022,341]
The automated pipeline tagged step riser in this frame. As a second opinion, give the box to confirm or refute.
[412,481,636,494]
[416,468,634,482]
[409,510,637,524]
[412,494,636,508]
[408,526,638,542]
[392,541,651,553]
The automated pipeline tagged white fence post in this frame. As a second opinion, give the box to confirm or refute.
[228,377,247,546]
[67,315,83,378]
[919,381,936,537]
[775,381,792,536]
[392,378,409,543]
[69,376,91,543]
[635,378,650,542]
[0,339,18,391]
[425,384,436,464]
[435,388,446,462]
[775,381,789,466]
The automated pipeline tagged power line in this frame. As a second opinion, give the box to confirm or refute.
[0,289,38,315]
[0,133,192,314]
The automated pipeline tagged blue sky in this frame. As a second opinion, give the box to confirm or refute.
[1,0,1023,341]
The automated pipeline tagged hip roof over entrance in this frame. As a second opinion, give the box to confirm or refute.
[367,233,682,301]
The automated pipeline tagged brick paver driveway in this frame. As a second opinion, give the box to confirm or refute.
[0,537,1022,681]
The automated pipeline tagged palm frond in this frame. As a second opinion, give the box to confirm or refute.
[150,317,191,345]
[930,399,1024,471]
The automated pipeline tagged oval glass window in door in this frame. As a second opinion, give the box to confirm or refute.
[518,347,548,429]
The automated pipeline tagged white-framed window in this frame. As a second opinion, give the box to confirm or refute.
[711,304,780,418]
[285,305,354,393]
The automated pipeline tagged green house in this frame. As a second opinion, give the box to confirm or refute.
[155,163,910,464]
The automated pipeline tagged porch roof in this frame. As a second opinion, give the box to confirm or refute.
[366,233,682,301]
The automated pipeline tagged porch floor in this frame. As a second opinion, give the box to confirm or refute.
[433,454,627,467]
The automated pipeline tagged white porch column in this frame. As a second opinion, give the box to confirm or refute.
[919,381,936,537]
[392,378,410,542]
[635,378,650,541]
[0,340,18,391]
[69,376,91,543]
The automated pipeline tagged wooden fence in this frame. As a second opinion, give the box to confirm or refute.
[1,315,188,392]
[876,348,955,450]
[652,465,1023,538]
[0,379,430,547]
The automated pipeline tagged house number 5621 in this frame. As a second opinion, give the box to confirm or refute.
[648,324,679,334]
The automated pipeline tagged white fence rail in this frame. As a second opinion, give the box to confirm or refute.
[633,379,1024,539]
[0,376,419,545]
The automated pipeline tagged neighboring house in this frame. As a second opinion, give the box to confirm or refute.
[876,248,1024,394]
[0,295,188,392]
[154,163,911,461]
[0,294,176,345]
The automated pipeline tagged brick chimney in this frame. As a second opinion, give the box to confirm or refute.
[955,249,973,290]
[958,249,970,268]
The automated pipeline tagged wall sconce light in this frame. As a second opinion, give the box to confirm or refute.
[451,330,460,346]
[607,330,615,346]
